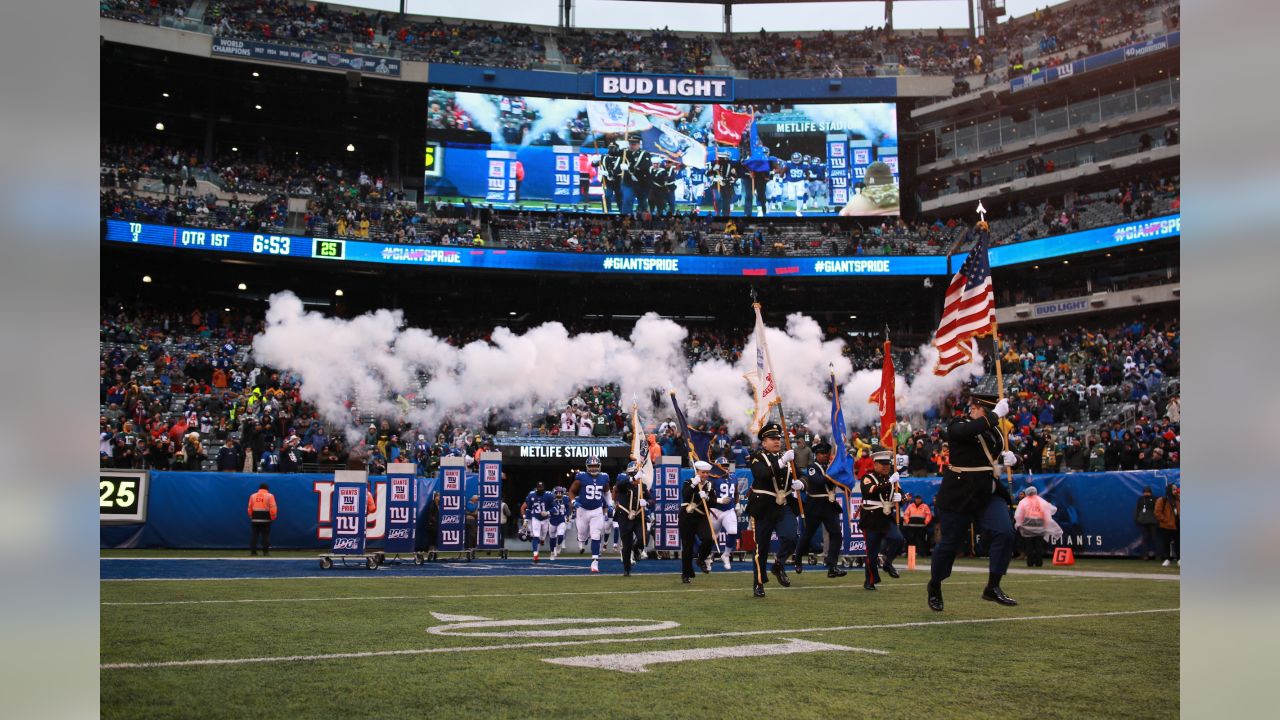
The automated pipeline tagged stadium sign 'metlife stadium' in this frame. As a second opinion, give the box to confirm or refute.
[595,72,734,102]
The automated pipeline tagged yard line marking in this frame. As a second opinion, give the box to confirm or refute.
[100,607,1179,670]
[427,617,681,638]
[543,638,885,672]
[101,578,1070,605]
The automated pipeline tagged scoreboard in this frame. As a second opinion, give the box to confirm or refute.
[99,470,149,524]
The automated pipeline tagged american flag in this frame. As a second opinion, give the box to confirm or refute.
[629,102,684,119]
[932,232,996,376]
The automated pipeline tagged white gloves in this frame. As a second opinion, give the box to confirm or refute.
[779,449,795,465]
[698,490,708,500]
[888,472,901,485]
[994,398,1010,418]
[892,492,902,503]
[638,499,648,508]
[791,479,805,491]
[1002,450,1018,467]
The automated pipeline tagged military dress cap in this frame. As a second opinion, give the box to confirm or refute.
[968,392,1000,408]
[871,450,894,463]
[693,460,713,471]
[628,133,642,142]
[757,422,783,440]
[812,441,833,453]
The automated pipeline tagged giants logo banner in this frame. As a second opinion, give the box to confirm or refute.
[314,479,386,541]
[384,464,417,554]
[652,457,682,552]
[330,471,369,555]
[826,134,850,207]
[437,463,467,551]
[836,493,866,556]
[477,453,504,550]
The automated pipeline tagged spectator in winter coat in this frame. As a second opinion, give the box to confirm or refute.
[1154,484,1180,566]
[1133,486,1159,560]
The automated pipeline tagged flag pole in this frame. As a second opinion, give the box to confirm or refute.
[977,200,1015,496]
[630,398,646,546]
[751,289,804,521]
[883,325,902,525]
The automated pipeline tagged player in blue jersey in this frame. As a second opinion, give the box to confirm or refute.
[569,456,612,573]
[520,482,552,563]
[548,486,569,560]
[784,152,810,215]
[708,456,741,571]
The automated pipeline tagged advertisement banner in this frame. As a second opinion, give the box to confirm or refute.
[652,457,682,552]
[595,72,733,102]
[437,461,467,551]
[383,463,417,554]
[835,492,866,556]
[211,38,401,76]
[331,470,368,555]
[477,453,504,550]
[1010,32,1178,92]
[826,134,850,207]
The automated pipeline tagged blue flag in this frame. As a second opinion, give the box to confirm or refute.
[827,373,855,490]
[743,121,772,174]
[669,391,714,467]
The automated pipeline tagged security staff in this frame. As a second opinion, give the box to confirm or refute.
[927,393,1020,611]
[620,134,652,215]
[859,451,903,590]
[794,441,848,578]
[247,482,278,556]
[679,461,721,583]
[613,461,651,577]
[746,422,805,597]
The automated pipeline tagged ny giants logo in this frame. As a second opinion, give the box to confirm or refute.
[314,481,387,540]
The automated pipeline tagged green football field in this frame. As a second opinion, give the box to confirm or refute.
[101,556,1179,719]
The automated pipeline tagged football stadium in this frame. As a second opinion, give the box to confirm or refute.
[99,0,1181,717]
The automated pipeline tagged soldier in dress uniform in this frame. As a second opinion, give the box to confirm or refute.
[621,134,652,215]
[612,460,651,577]
[679,460,721,583]
[927,393,1021,611]
[598,142,624,213]
[794,441,848,578]
[707,154,738,217]
[859,450,902,590]
[746,422,805,597]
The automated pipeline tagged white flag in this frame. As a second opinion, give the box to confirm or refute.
[586,102,651,134]
[744,305,781,435]
[630,401,654,489]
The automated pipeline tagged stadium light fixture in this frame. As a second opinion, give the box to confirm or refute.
[346,144,356,152]
[848,314,857,319]
[142,275,152,283]
[231,147,238,152]
[335,289,344,297]
[509,311,517,316]
[251,71,260,77]
[224,307,231,312]
[161,92,169,98]
[254,104,262,110]
[154,122,164,131]
[237,282,247,290]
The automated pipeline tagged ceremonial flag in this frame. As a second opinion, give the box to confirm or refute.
[668,391,715,466]
[640,125,708,169]
[712,106,752,145]
[629,102,684,119]
[932,231,996,375]
[744,304,781,435]
[742,120,772,173]
[586,101,651,134]
[867,339,897,450]
[827,370,855,490]
[629,401,655,489]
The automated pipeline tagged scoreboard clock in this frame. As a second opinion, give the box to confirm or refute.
[99,470,150,524]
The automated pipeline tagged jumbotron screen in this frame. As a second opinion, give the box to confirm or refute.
[425,89,899,217]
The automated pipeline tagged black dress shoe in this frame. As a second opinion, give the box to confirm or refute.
[681,576,692,584]
[863,581,877,590]
[753,585,766,598]
[827,565,847,578]
[927,581,944,612]
[794,558,803,574]
[882,564,899,579]
[624,570,631,577]
[700,559,711,574]
[982,586,1018,606]
[771,564,791,587]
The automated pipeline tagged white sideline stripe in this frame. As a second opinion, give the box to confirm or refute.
[101,578,1065,605]
[543,638,885,672]
[100,607,1178,670]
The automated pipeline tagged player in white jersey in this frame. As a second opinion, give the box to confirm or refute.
[569,456,612,573]
[707,457,741,570]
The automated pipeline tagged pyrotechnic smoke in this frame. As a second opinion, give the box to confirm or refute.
[793,103,897,145]
[251,292,981,443]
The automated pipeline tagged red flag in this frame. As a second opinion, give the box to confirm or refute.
[712,106,752,145]
[868,339,896,451]
[932,231,995,375]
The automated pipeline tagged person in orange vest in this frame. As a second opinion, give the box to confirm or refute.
[247,482,278,556]
[902,495,934,557]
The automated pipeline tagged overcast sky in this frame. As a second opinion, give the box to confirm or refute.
[333,0,1070,32]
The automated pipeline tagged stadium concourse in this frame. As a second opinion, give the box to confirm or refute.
[99,0,1181,717]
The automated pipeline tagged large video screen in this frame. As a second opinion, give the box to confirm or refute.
[425,90,899,217]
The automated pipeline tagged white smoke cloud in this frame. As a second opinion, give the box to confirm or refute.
[451,92,505,144]
[521,98,589,147]
[251,292,982,444]
[793,103,897,145]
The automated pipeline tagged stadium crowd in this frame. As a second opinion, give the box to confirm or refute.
[558,28,712,74]
[100,292,1179,480]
